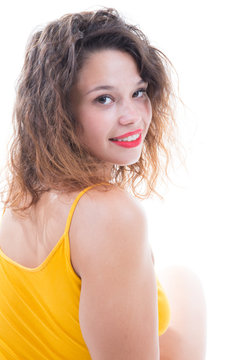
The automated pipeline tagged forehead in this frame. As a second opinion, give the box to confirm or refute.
[75,49,142,89]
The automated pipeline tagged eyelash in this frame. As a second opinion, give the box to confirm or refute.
[95,88,148,105]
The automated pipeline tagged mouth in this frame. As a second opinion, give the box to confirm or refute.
[109,133,142,148]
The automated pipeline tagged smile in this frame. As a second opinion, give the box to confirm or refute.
[113,133,140,142]
[109,133,142,148]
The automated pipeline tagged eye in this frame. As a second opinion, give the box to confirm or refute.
[95,95,113,105]
[133,88,148,98]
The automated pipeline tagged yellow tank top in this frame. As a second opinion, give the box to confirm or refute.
[0,184,170,359]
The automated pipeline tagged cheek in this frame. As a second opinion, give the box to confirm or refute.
[76,107,96,135]
[80,111,107,143]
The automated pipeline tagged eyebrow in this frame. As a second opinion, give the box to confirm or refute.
[85,79,147,95]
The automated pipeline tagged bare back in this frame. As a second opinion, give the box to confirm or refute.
[0,188,93,275]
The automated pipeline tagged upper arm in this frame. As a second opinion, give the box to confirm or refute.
[76,188,160,360]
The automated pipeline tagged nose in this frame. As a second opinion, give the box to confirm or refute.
[117,98,141,126]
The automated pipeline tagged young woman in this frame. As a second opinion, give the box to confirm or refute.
[0,7,206,360]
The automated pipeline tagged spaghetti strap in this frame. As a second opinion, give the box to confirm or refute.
[64,182,111,236]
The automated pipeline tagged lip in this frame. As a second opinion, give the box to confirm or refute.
[109,133,142,148]
[110,129,142,140]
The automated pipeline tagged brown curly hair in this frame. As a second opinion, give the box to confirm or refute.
[1,7,178,213]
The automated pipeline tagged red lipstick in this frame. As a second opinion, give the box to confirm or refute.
[109,129,142,148]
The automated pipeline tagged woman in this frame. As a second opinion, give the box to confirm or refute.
[0,7,206,360]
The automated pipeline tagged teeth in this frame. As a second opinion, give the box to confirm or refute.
[114,133,140,142]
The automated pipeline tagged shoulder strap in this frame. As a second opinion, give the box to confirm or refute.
[64,182,111,236]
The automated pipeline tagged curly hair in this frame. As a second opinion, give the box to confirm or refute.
[1,7,179,213]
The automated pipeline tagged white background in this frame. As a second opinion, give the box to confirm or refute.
[0,1,239,358]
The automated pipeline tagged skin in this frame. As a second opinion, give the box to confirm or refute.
[70,49,152,177]
[70,50,207,359]
[0,49,207,359]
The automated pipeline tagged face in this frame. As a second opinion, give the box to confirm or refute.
[70,49,152,169]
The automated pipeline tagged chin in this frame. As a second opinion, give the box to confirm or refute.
[114,156,141,166]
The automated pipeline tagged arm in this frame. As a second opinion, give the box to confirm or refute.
[76,188,160,360]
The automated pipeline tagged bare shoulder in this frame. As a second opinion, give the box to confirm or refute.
[69,184,148,277]
[80,184,146,219]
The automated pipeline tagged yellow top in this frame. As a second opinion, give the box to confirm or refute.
[0,184,170,359]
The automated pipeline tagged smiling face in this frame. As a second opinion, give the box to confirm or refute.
[70,49,152,169]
